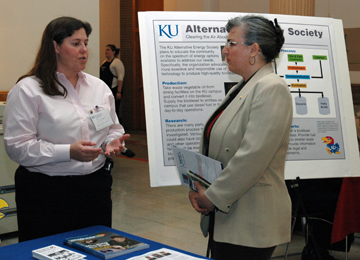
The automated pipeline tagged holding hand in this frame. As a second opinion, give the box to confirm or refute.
[70,140,103,162]
[189,182,215,215]
[105,134,130,157]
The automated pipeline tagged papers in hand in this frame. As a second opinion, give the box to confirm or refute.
[186,170,211,191]
[172,146,223,191]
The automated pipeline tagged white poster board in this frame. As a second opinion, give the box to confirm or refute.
[138,11,360,187]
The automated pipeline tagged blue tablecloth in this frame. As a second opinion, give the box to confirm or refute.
[0,225,211,259]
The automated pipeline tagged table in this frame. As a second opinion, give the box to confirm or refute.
[0,225,211,259]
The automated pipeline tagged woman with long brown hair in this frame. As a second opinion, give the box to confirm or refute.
[4,16,129,242]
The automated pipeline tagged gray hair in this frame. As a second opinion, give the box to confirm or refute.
[226,15,284,63]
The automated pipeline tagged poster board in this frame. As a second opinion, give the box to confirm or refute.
[138,11,360,187]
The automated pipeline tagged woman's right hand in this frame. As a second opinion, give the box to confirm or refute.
[189,186,210,215]
[70,140,103,162]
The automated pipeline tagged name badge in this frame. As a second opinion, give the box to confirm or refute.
[90,109,114,131]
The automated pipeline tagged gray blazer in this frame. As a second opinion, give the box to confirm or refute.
[200,63,293,248]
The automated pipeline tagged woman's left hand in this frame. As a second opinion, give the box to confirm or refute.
[105,134,130,156]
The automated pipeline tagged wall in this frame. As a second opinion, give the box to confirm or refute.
[0,0,100,92]
[168,0,204,11]
[99,0,121,65]
[315,0,360,28]
[165,0,360,27]
[164,0,177,11]
[219,0,269,13]
[3,1,355,89]
[315,0,360,83]
[163,0,359,83]
[164,0,269,14]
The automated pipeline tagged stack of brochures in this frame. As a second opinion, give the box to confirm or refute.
[64,231,149,259]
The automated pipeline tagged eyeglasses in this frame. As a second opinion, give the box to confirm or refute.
[225,40,245,48]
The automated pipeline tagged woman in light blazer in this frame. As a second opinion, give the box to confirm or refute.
[189,15,293,260]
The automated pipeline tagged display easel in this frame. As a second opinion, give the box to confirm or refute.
[284,177,324,260]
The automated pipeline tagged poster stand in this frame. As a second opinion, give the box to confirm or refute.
[283,177,323,260]
[139,12,360,187]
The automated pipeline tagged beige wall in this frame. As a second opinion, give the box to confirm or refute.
[315,0,360,83]
[164,0,269,13]
[164,0,360,27]
[315,0,360,28]
[99,0,121,65]
[219,0,269,13]
[165,0,198,11]
[163,0,360,83]
[0,0,100,92]
[2,0,357,91]
[164,0,177,11]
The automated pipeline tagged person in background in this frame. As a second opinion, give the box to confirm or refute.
[100,44,135,158]
[188,15,293,260]
[4,16,129,242]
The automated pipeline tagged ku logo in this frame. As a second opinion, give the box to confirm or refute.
[321,136,341,155]
[0,198,9,220]
[159,24,179,38]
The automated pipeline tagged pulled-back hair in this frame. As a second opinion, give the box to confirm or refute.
[18,16,92,97]
[226,15,284,63]
[106,44,120,57]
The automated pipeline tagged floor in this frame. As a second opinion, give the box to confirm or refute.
[1,131,360,259]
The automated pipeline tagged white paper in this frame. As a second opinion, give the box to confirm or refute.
[172,146,223,188]
[126,248,207,260]
[32,244,86,260]
[90,109,114,131]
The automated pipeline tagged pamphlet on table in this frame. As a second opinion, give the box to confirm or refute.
[64,231,149,259]
[126,248,208,260]
[32,244,86,260]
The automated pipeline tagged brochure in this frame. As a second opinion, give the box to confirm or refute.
[186,170,211,191]
[32,244,86,260]
[126,247,208,260]
[172,146,223,191]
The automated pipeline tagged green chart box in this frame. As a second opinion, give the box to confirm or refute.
[313,55,327,60]
[288,54,304,62]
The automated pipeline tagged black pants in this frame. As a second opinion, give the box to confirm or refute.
[15,166,113,242]
[210,240,276,260]
[111,87,122,124]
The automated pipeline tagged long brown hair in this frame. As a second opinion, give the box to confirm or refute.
[18,17,92,97]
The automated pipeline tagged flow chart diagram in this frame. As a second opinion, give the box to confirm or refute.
[275,48,336,118]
